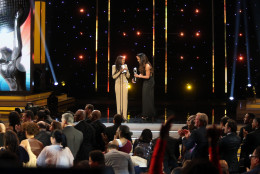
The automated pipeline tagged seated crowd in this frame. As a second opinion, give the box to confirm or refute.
[0,104,259,174]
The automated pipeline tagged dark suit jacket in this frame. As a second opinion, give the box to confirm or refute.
[62,126,83,158]
[35,130,51,147]
[219,132,241,173]
[182,126,208,159]
[239,123,253,142]
[91,120,106,151]
[74,120,96,161]
[105,124,121,142]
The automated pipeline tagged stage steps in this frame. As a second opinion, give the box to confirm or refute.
[0,92,75,122]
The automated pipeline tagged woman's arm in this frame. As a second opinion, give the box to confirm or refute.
[112,65,122,79]
[134,64,151,79]
[125,65,130,79]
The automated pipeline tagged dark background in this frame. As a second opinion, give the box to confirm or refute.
[42,0,260,120]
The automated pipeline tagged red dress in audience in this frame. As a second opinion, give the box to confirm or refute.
[117,139,132,154]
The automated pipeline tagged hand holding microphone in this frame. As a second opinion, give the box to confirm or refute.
[133,67,137,83]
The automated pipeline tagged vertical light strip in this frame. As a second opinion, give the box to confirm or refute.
[34,1,41,64]
[107,0,110,92]
[40,1,46,64]
[95,0,98,92]
[212,0,215,93]
[212,108,215,124]
[165,0,168,94]
[224,0,227,93]
[152,0,155,68]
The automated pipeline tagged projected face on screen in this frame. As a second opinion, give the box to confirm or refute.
[0,0,31,91]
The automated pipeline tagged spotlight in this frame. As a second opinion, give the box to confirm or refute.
[80,32,83,35]
[54,82,59,86]
[180,9,184,12]
[79,55,84,59]
[61,81,66,86]
[123,32,126,36]
[180,32,184,37]
[122,55,126,59]
[186,83,192,90]
[79,8,84,13]
[136,31,141,36]
[239,33,243,37]
[180,56,184,60]
[239,9,242,13]
[195,9,200,14]
[247,84,252,87]
[128,84,131,89]
[229,96,234,100]
[195,32,200,37]
[238,55,244,61]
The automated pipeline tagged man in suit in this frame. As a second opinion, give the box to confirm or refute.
[91,110,106,151]
[219,119,241,173]
[105,141,135,174]
[239,113,255,141]
[61,113,83,158]
[182,112,209,159]
[241,118,260,169]
[105,114,123,142]
[74,109,96,161]
[85,104,94,123]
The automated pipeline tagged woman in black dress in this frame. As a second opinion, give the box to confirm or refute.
[134,53,155,120]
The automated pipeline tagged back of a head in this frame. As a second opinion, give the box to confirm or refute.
[62,113,74,124]
[86,104,94,112]
[51,120,62,130]
[8,111,20,127]
[24,110,34,120]
[197,113,208,127]
[248,113,255,120]
[25,122,39,136]
[119,125,133,141]
[107,141,118,150]
[227,119,237,133]
[37,110,47,121]
[91,110,101,121]
[0,151,20,168]
[51,129,67,148]
[220,116,230,126]
[89,150,105,166]
[140,128,152,143]
[4,130,19,153]
[134,146,145,158]
[114,114,123,125]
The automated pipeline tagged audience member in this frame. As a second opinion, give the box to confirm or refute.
[91,110,106,151]
[61,113,83,158]
[181,159,219,174]
[1,130,29,166]
[240,117,260,169]
[105,114,123,142]
[112,125,133,154]
[219,119,240,173]
[50,120,62,132]
[133,128,153,161]
[0,150,20,168]
[182,112,209,160]
[20,122,44,167]
[74,109,85,123]
[239,113,255,141]
[242,146,260,174]
[36,110,48,123]
[74,110,96,161]
[182,115,196,131]
[219,160,230,174]
[89,150,115,174]
[131,146,147,168]
[35,121,51,147]
[8,111,21,133]
[105,141,135,174]
[21,110,34,123]
[219,116,230,137]
[85,104,94,123]
[37,129,74,168]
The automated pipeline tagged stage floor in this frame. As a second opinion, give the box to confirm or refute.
[71,97,239,125]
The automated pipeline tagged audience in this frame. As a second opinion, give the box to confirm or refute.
[0,123,6,146]
[21,110,34,123]
[91,110,106,151]
[37,129,74,168]
[85,104,94,123]
[105,114,123,142]
[219,116,230,137]
[242,146,260,174]
[35,121,51,147]
[50,120,62,131]
[239,113,255,141]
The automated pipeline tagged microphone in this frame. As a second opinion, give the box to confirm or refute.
[133,67,137,83]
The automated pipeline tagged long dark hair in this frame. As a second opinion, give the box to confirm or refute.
[4,130,19,154]
[139,129,153,143]
[119,125,133,143]
[115,56,124,72]
[51,129,67,149]
[136,53,153,75]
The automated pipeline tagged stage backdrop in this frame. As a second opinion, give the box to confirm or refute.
[0,0,31,91]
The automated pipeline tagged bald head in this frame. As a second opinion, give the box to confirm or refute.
[91,110,101,121]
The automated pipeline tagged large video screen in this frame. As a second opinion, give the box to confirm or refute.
[0,0,31,91]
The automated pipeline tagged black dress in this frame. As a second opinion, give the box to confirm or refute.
[142,75,155,118]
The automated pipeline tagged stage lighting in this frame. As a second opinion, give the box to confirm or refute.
[195,9,200,14]
[61,81,66,86]
[122,55,126,59]
[123,32,126,36]
[238,55,244,61]
[186,83,192,90]
[229,96,234,100]
[79,55,84,59]
[54,82,59,86]
[180,9,184,12]
[128,84,131,89]
[80,8,84,13]
[180,32,184,37]
[239,33,243,37]
[247,84,252,87]
[180,56,184,60]
[195,32,200,37]
[136,31,141,36]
